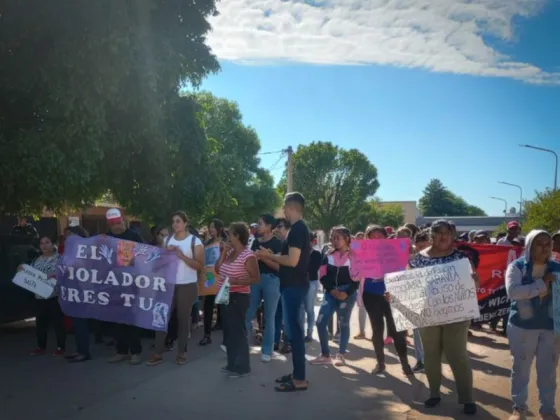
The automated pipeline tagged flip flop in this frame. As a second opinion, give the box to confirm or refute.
[275,374,293,384]
[275,380,308,393]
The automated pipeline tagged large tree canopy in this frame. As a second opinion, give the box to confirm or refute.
[348,199,405,233]
[278,141,379,231]
[0,0,219,217]
[523,189,560,233]
[186,92,280,224]
[419,179,487,217]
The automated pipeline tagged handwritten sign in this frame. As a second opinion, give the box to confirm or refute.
[385,258,480,332]
[200,244,220,296]
[350,239,410,279]
[553,273,560,335]
[12,264,55,299]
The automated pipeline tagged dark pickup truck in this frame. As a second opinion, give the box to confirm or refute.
[0,235,40,323]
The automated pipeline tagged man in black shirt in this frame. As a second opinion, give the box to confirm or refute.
[11,217,40,243]
[247,214,283,362]
[104,208,145,366]
[256,192,310,392]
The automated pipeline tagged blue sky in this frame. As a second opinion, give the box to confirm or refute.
[200,0,560,216]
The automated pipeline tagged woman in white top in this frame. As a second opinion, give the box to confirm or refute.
[147,211,204,366]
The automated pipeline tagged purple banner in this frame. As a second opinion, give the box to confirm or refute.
[57,235,178,331]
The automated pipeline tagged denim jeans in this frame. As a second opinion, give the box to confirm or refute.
[413,328,424,363]
[73,318,91,358]
[282,285,309,381]
[316,289,357,355]
[508,323,560,414]
[302,280,319,337]
[245,273,281,356]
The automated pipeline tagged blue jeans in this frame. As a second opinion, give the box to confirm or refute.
[282,285,309,381]
[73,318,91,358]
[508,323,560,414]
[245,273,281,356]
[413,328,423,363]
[301,280,319,337]
[316,289,357,355]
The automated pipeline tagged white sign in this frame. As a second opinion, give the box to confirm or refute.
[12,264,55,299]
[553,273,560,335]
[68,216,80,227]
[385,258,480,332]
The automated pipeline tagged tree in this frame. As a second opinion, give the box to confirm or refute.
[278,141,379,231]
[0,0,219,217]
[348,199,405,233]
[419,179,487,217]
[185,92,281,224]
[523,189,560,233]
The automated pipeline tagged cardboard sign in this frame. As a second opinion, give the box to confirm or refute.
[350,239,410,279]
[385,258,480,332]
[12,264,55,299]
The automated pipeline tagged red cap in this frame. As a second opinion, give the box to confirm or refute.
[385,226,394,235]
[106,208,123,224]
[507,221,520,230]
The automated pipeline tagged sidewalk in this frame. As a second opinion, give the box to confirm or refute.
[1,318,558,419]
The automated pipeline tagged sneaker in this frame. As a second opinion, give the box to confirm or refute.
[304,336,313,343]
[412,361,424,373]
[165,341,175,352]
[310,355,332,365]
[463,403,477,415]
[108,354,129,364]
[333,354,346,367]
[261,354,272,363]
[228,371,249,379]
[129,354,142,365]
[30,348,46,356]
[280,343,292,354]
[508,409,526,420]
[221,366,232,373]
[384,336,393,345]
[52,348,65,357]
[220,344,227,353]
[372,363,386,374]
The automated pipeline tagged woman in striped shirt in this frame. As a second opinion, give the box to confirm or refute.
[215,222,260,378]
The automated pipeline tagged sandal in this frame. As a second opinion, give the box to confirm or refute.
[146,355,164,366]
[176,355,187,365]
[275,374,293,384]
[199,336,212,346]
[275,380,308,392]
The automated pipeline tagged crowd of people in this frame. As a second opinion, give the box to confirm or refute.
[18,194,560,419]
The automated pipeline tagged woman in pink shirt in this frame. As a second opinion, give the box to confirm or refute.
[215,222,260,378]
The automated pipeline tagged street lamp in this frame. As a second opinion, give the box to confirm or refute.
[519,144,558,191]
[498,181,523,215]
[490,196,508,215]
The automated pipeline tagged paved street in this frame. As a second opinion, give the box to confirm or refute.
[1,311,558,420]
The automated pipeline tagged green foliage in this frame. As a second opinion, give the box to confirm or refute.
[278,141,379,231]
[348,199,405,233]
[184,92,281,225]
[0,0,219,218]
[523,189,560,233]
[419,179,487,217]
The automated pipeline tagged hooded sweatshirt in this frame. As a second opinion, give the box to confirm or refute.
[505,229,560,330]
[319,250,359,295]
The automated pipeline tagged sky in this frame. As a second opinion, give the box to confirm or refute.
[200,0,560,216]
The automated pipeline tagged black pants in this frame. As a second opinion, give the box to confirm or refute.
[36,298,66,350]
[224,293,250,374]
[203,294,216,336]
[363,292,408,366]
[166,308,178,343]
[115,323,142,355]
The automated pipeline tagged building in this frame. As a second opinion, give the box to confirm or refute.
[415,216,523,233]
[380,201,420,225]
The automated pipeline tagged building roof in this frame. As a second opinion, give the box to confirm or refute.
[416,216,522,232]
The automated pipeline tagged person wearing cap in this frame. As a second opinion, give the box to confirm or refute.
[473,230,491,244]
[384,226,394,236]
[104,208,145,366]
[505,230,560,420]
[498,221,522,246]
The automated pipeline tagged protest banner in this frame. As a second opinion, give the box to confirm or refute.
[554,273,560,335]
[57,235,178,332]
[200,244,220,296]
[12,264,55,299]
[350,239,410,279]
[385,258,480,332]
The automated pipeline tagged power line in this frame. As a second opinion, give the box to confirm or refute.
[258,149,284,156]
[268,153,286,171]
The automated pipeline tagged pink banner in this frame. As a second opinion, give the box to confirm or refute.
[350,239,411,279]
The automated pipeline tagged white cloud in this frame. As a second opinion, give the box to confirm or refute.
[207,0,560,84]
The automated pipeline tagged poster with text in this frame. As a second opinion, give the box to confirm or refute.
[385,258,480,332]
[57,235,178,331]
[350,239,410,279]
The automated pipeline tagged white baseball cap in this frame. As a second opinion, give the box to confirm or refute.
[106,208,123,224]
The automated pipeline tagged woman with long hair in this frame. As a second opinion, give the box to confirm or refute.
[147,212,203,366]
[310,226,359,366]
[28,236,65,356]
[199,219,226,346]
[216,222,260,378]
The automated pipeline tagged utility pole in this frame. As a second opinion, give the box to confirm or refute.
[286,146,294,193]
